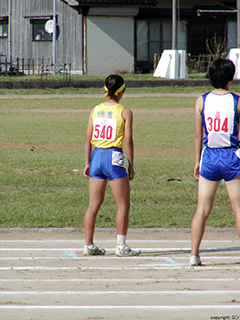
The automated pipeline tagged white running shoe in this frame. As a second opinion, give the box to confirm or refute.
[189,255,202,266]
[83,244,106,256]
[115,244,141,257]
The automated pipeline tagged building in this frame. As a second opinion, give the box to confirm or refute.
[0,0,237,75]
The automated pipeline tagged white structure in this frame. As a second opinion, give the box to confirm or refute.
[228,48,240,79]
[153,49,188,79]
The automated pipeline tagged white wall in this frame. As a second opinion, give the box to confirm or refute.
[86,16,134,75]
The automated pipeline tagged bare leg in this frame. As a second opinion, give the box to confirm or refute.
[109,176,140,256]
[84,178,107,246]
[109,176,130,236]
[225,175,240,238]
[191,176,219,257]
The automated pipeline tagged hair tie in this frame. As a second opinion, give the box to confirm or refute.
[103,83,125,98]
[114,83,125,96]
[103,86,108,98]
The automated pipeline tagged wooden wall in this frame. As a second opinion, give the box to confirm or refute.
[0,0,83,73]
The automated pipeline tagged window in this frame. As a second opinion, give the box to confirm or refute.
[137,19,162,62]
[136,19,172,73]
[137,19,173,62]
[0,18,8,38]
[190,24,224,55]
[137,20,149,61]
[136,18,187,73]
[32,19,53,42]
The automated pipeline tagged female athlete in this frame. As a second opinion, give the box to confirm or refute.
[190,58,240,266]
[83,74,140,257]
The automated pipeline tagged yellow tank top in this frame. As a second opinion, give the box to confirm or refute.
[91,103,125,149]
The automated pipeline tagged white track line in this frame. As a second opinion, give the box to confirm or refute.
[0,305,239,310]
[0,267,182,271]
[0,240,237,243]
[0,248,188,251]
[0,256,239,260]
[1,266,240,270]
[0,278,239,282]
[0,248,184,251]
[1,290,240,294]
[1,248,239,252]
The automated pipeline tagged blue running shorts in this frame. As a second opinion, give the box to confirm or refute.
[199,147,240,181]
[89,147,128,181]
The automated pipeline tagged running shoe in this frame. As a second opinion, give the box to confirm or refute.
[189,255,202,266]
[83,244,106,256]
[115,244,141,257]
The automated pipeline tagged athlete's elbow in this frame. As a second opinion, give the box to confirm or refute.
[125,139,133,148]
[85,136,91,144]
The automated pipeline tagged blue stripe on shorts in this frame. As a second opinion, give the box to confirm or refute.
[199,147,240,181]
[89,147,128,181]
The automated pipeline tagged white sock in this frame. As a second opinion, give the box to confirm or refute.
[117,235,126,247]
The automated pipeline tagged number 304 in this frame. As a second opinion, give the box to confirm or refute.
[207,117,228,133]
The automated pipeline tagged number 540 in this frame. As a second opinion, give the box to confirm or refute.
[94,124,113,140]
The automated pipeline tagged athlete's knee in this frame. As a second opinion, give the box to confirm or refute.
[119,200,130,212]
[195,207,211,221]
[87,201,103,214]
[234,209,240,219]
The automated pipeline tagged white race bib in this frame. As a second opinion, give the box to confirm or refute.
[92,118,117,142]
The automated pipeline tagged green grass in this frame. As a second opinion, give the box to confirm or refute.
[0,83,240,96]
[0,72,207,82]
[0,89,236,228]
[0,85,216,96]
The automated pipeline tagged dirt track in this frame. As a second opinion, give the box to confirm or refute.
[0,228,239,320]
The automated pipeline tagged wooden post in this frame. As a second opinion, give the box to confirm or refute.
[32,58,34,75]
[28,58,30,75]
[22,58,24,74]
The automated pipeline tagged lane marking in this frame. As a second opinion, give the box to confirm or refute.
[0,255,181,269]
[0,278,239,282]
[0,266,181,271]
[0,290,240,294]
[0,248,239,252]
[161,257,182,268]
[0,305,239,310]
[0,255,239,261]
[66,250,78,258]
[0,240,238,243]
[0,248,188,251]
[0,254,239,261]
[0,254,239,264]
[1,266,240,271]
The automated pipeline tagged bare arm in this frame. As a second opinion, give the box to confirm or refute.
[194,96,203,180]
[83,109,94,178]
[122,108,135,180]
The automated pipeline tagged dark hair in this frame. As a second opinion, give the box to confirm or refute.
[104,74,125,96]
[208,58,235,89]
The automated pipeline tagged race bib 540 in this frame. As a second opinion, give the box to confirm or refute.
[92,118,117,142]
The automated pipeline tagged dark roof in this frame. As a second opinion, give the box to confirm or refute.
[77,0,157,5]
